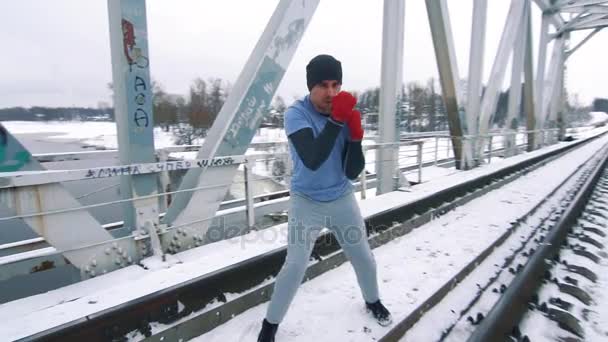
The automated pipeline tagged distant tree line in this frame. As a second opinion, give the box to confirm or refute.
[353,79,444,133]
[1,76,594,137]
[355,78,453,133]
[355,78,595,133]
[0,106,113,121]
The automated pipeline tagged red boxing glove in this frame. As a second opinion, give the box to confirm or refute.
[347,110,364,141]
[330,91,357,123]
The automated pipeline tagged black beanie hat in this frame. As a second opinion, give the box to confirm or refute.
[306,54,342,91]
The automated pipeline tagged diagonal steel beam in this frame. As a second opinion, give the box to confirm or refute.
[560,12,608,31]
[553,10,589,36]
[556,0,608,10]
[504,2,530,157]
[541,36,566,131]
[568,16,608,29]
[0,124,115,276]
[566,27,603,58]
[535,12,551,148]
[560,4,608,13]
[477,0,526,159]
[425,0,466,169]
[567,22,608,30]
[162,0,319,247]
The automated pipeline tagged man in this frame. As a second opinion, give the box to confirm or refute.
[257,54,392,342]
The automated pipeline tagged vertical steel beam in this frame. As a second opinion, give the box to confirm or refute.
[555,61,566,141]
[558,33,570,140]
[465,0,488,168]
[377,0,406,194]
[523,0,537,151]
[477,0,526,159]
[547,37,566,140]
[162,0,319,245]
[558,72,567,141]
[425,0,466,169]
[108,0,159,235]
[243,160,255,230]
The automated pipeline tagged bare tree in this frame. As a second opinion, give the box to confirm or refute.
[188,78,210,129]
[427,78,437,131]
[408,82,427,132]
[173,77,229,145]
[153,81,178,132]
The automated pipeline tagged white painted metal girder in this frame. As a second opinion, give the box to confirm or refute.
[477,0,527,158]
[162,0,319,249]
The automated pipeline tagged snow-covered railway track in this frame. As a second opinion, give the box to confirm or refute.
[467,147,608,342]
[400,142,608,342]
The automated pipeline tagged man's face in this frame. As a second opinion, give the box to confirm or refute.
[309,80,341,114]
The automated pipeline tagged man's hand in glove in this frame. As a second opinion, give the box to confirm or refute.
[347,110,364,141]
[330,91,357,123]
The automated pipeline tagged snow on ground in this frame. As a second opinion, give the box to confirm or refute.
[252,127,287,144]
[2,121,178,150]
[1,126,606,341]
[2,121,289,151]
[192,128,608,342]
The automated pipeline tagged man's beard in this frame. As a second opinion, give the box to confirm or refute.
[319,100,332,114]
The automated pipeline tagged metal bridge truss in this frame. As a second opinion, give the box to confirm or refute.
[0,0,605,299]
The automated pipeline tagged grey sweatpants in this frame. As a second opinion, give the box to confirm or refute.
[265,190,380,324]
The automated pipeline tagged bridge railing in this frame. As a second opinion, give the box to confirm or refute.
[7,128,564,235]
[0,127,568,299]
[0,140,426,275]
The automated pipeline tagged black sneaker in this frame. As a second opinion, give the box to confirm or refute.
[257,319,279,342]
[366,300,393,327]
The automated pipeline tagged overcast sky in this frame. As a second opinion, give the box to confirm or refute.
[0,0,605,108]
